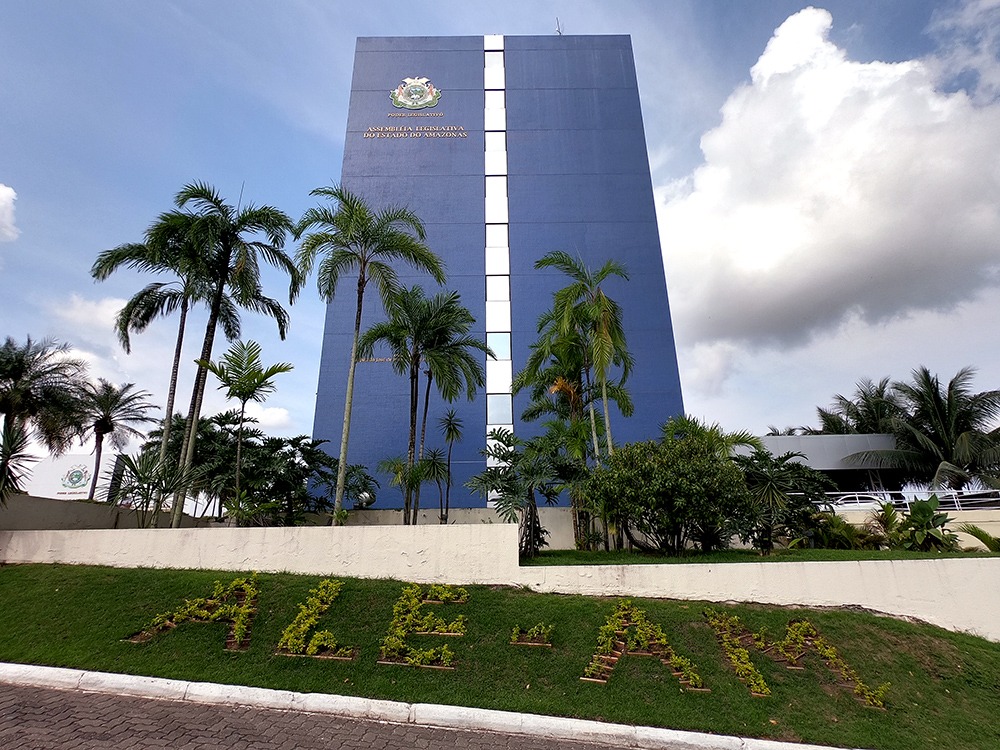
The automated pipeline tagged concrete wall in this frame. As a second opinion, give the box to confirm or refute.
[0,524,521,584]
[0,494,203,531]
[2,524,998,643]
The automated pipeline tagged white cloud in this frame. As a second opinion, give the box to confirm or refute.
[658,6,1000,354]
[928,0,1000,103]
[244,402,293,431]
[0,183,19,242]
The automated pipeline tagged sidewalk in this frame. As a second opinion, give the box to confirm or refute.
[0,663,863,750]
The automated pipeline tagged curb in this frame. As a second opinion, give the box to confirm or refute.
[0,662,865,750]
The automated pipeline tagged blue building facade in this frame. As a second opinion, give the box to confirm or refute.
[313,35,684,507]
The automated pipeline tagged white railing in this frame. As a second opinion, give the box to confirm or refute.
[824,489,1000,513]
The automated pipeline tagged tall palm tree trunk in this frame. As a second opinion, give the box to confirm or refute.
[413,370,435,526]
[443,439,453,524]
[87,433,105,501]
[152,299,188,529]
[172,273,227,528]
[419,372,433,459]
[405,350,420,525]
[234,402,246,502]
[158,298,188,464]
[601,375,615,456]
[333,277,367,522]
[583,366,601,464]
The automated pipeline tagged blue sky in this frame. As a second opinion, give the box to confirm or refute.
[2,0,999,448]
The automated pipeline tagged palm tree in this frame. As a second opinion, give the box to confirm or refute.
[295,185,445,520]
[417,292,491,460]
[78,379,159,500]
[360,287,489,524]
[92,211,242,471]
[0,420,35,505]
[809,377,903,435]
[660,414,764,457]
[466,428,561,557]
[169,182,301,527]
[1,337,86,500]
[535,251,634,458]
[852,367,1000,489]
[199,340,293,501]
[438,409,463,524]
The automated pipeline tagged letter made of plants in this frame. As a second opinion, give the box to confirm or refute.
[128,574,259,651]
[277,579,355,659]
[703,609,890,707]
[378,584,468,670]
[581,600,706,691]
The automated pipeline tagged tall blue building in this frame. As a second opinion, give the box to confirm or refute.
[313,35,684,507]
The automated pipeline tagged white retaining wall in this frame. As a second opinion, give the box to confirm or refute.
[2,525,998,642]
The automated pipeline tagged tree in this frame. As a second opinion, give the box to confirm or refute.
[660,414,763,458]
[359,287,488,524]
[851,367,1000,489]
[534,251,634,458]
[107,450,207,528]
[169,182,301,528]
[295,185,445,521]
[466,428,561,557]
[0,336,87,455]
[438,409,463,524]
[199,340,292,502]
[808,377,903,435]
[91,211,242,473]
[513,314,602,547]
[733,449,835,555]
[0,420,35,506]
[586,436,750,556]
[78,379,159,500]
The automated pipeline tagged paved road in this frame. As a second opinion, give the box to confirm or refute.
[0,684,607,750]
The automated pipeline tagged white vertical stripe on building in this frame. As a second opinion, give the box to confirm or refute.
[484,35,510,499]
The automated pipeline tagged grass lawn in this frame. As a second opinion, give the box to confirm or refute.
[522,547,994,565]
[1,563,998,750]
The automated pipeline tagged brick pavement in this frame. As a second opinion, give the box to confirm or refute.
[0,684,609,750]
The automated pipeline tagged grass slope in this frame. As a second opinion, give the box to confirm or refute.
[0,564,997,750]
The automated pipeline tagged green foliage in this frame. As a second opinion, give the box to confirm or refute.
[295,184,445,518]
[277,579,348,656]
[836,367,1000,490]
[166,182,301,528]
[143,574,259,649]
[704,609,770,696]
[359,286,489,525]
[0,419,35,506]
[0,336,88,455]
[583,600,704,687]
[106,451,208,528]
[467,428,561,557]
[734,449,836,554]
[586,437,750,555]
[956,522,1000,552]
[78,379,159,500]
[772,620,891,708]
[510,622,554,644]
[900,495,960,552]
[424,584,468,603]
[3,566,997,750]
[379,584,466,667]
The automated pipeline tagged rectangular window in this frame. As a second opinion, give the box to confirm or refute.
[485,300,511,332]
[487,394,513,425]
[486,332,511,360]
[485,223,508,248]
[486,359,513,394]
[485,245,510,275]
[485,275,510,301]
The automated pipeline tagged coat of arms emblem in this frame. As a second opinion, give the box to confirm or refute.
[61,465,91,490]
[390,77,441,110]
